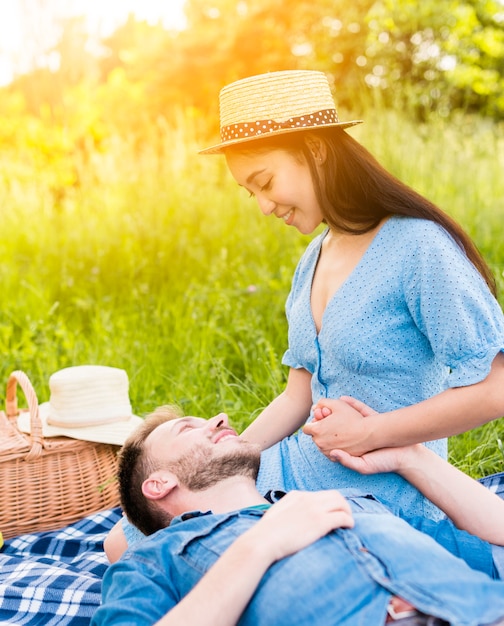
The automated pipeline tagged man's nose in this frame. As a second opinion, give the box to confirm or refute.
[207,413,229,430]
[257,194,276,216]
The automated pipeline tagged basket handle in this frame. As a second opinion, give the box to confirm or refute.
[6,370,43,460]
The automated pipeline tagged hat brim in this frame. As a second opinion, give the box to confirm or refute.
[199,120,363,155]
[17,402,144,447]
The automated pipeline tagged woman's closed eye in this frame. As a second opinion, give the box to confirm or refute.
[245,179,272,198]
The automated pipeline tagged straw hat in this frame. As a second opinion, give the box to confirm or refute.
[17,365,143,446]
[199,70,362,155]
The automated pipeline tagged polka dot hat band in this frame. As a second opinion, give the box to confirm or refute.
[199,70,362,154]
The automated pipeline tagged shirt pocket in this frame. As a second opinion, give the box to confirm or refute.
[347,493,392,516]
[177,514,261,574]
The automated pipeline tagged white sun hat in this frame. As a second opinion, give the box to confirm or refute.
[199,69,362,154]
[17,365,143,446]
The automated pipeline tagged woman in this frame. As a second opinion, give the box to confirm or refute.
[200,69,504,519]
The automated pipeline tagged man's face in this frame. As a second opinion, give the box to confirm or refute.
[145,413,261,490]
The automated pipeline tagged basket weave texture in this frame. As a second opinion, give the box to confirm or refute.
[0,370,120,540]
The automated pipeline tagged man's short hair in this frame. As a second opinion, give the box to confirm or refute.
[118,405,182,535]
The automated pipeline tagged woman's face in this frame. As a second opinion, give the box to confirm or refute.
[225,146,324,235]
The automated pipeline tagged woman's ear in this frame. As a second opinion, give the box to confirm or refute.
[142,471,178,501]
[305,134,327,164]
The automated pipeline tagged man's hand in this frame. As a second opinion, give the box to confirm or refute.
[330,444,424,475]
[252,490,354,563]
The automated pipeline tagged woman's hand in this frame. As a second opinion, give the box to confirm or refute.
[306,396,425,472]
[303,397,376,457]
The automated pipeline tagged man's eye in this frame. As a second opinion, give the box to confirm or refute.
[178,424,193,434]
[260,179,272,191]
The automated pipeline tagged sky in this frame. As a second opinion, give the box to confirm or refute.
[0,0,187,85]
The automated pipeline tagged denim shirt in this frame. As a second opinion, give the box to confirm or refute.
[93,491,504,626]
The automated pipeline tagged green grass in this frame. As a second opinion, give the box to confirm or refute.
[1,106,503,477]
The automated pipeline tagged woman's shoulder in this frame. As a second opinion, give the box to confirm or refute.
[385,216,457,251]
[386,215,446,237]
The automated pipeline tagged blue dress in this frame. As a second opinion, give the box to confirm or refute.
[257,216,504,519]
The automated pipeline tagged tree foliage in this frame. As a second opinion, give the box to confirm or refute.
[2,0,504,155]
[366,0,504,117]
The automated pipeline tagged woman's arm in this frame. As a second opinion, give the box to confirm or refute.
[304,351,504,456]
[241,367,313,450]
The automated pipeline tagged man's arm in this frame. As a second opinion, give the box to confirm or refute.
[95,492,354,626]
[314,397,504,546]
[104,519,129,563]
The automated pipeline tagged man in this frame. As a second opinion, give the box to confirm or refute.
[92,406,504,626]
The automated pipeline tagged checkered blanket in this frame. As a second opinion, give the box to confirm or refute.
[0,507,122,625]
[0,473,503,625]
[479,471,504,496]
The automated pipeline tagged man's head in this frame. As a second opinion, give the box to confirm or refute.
[118,406,261,536]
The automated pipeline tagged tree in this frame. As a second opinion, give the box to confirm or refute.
[366,0,504,118]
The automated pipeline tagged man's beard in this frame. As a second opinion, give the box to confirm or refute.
[167,440,261,491]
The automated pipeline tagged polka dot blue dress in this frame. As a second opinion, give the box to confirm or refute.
[257,216,504,519]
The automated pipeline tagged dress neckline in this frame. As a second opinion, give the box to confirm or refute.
[309,218,393,335]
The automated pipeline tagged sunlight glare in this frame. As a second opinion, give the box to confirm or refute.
[70,0,187,33]
[0,0,186,85]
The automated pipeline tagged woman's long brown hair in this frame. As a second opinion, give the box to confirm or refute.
[227,128,496,296]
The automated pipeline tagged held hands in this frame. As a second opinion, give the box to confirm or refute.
[304,396,422,472]
[254,490,354,563]
[303,396,376,457]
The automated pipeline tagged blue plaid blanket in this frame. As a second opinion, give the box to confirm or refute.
[0,507,122,625]
[479,471,504,496]
[0,473,503,625]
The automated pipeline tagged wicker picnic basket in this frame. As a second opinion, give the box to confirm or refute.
[0,370,120,540]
